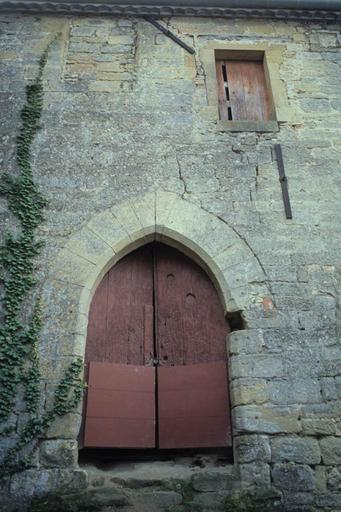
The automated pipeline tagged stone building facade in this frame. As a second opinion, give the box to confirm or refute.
[0,1,341,511]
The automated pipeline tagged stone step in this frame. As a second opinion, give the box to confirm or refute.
[78,460,239,512]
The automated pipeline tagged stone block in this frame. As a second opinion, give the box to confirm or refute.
[132,491,182,508]
[65,226,114,267]
[192,471,237,492]
[302,418,336,435]
[87,209,131,254]
[40,440,78,468]
[10,469,87,500]
[267,378,322,405]
[46,413,82,440]
[233,405,301,434]
[272,463,315,492]
[282,491,314,509]
[48,247,97,288]
[316,493,341,508]
[230,378,268,406]
[327,466,341,491]
[130,192,156,237]
[320,437,341,465]
[239,463,271,489]
[229,354,284,379]
[41,280,85,337]
[228,329,265,355]
[86,487,130,508]
[271,436,321,464]
[111,201,146,241]
[300,98,332,113]
[315,465,327,493]
[190,491,231,510]
[320,377,338,401]
[235,435,271,463]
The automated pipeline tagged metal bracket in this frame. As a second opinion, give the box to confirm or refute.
[274,144,293,220]
[144,17,196,55]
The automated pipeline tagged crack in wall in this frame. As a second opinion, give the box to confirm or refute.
[175,153,188,199]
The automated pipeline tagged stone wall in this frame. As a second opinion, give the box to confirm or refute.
[0,12,340,512]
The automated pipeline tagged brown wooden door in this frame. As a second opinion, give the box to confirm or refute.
[83,243,231,449]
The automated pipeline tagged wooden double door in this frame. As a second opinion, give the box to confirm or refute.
[84,243,231,449]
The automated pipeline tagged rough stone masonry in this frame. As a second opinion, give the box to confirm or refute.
[0,8,341,512]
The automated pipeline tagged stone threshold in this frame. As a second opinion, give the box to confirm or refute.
[79,457,238,511]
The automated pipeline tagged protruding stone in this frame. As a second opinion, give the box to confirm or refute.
[272,463,315,492]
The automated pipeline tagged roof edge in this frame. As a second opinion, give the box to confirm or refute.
[0,1,340,21]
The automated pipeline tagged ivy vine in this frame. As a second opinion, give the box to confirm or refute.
[0,39,84,475]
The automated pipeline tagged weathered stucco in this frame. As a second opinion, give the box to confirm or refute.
[0,11,341,512]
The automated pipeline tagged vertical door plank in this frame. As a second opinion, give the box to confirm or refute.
[216,61,229,121]
[154,243,230,367]
[84,362,156,448]
[85,245,154,366]
[158,362,231,448]
[144,304,154,366]
[226,60,271,121]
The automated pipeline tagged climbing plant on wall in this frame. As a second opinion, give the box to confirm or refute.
[0,38,84,475]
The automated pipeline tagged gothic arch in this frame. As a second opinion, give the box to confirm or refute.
[44,190,271,438]
[49,189,268,317]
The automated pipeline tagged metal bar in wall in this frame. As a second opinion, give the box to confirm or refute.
[274,144,293,220]
[144,17,196,55]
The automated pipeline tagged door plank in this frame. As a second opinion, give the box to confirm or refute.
[158,362,231,448]
[85,245,154,366]
[84,362,156,448]
[154,243,230,366]
[216,61,230,121]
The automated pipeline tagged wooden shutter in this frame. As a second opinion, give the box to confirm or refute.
[216,60,271,122]
[84,362,155,448]
[158,362,231,449]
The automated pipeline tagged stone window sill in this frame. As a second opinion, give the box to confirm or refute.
[217,120,279,133]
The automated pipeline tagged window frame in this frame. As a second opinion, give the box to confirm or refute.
[200,42,294,133]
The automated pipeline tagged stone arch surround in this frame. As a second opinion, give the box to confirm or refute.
[49,189,270,322]
[43,190,274,448]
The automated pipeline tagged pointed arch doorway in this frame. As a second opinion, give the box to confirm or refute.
[83,242,232,450]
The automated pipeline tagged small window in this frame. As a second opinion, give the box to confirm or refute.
[216,56,273,122]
